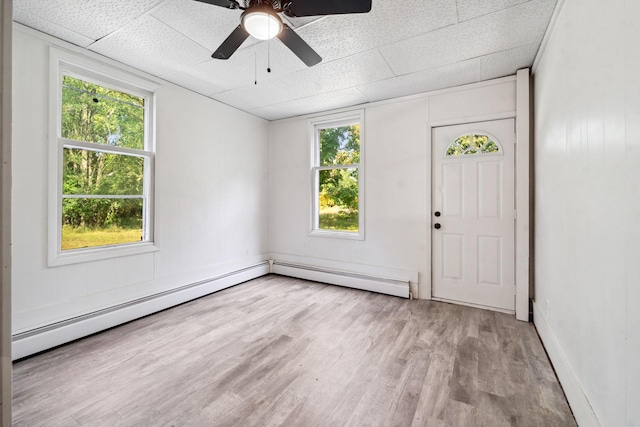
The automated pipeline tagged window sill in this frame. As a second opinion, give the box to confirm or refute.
[310,229,364,241]
[48,242,159,267]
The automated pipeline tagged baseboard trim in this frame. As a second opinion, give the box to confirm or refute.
[532,301,600,427]
[272,261,410,298]
[12,262,270,360]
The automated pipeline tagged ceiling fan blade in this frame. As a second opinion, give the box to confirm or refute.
[193,0,240,10]
[276,24,321,67]
[212,25,250,59]
[285,0,371,17]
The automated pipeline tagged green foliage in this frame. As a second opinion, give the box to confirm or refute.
[319,168,359,213]
[62,76,144,149]
[60,75,146,236]
[62,198,143,229]
[447,134,500,156]
[318,125,360,219]
[319,125,360,166]
[319,207,359,231]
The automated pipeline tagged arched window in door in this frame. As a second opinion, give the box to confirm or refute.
[445,133,502,157]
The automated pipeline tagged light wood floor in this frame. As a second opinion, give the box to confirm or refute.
[13,275,575,426]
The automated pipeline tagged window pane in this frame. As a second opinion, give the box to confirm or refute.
[319,125,360,166]
[472,134,488,149]
[446,134,501,157]
[63,148,144,196]
[481,140,500,153]
[61,76,145,149]
[318,168,359,232]
[62,198,144,250]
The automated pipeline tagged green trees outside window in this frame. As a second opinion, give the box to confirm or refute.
[316,124,360,232]
[60,75,151,250]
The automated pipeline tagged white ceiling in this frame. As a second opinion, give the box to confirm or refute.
[14,0,557,120]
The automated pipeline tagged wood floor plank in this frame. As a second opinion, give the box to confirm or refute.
[13,275,576,426]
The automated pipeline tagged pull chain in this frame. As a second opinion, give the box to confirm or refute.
[267,14,272,73]
[254,38,258,85]
[267,37,271,73]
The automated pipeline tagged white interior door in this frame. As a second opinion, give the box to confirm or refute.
[432,119,516,312]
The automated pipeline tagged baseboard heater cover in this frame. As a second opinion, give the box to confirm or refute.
[271,261,410,298]
[12,261,270,360]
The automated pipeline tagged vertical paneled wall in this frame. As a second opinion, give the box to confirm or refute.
[270,98,430,297]
[269,79,517,299]
[533,0,640,425]
[0,0,11,423]
[12,27,270,336]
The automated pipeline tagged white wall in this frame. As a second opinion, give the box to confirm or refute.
[12,27,270,336]
[11,24,526,358]
[532,0,640,425]
[270,79,517,299]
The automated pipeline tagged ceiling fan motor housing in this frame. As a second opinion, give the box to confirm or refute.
[197,0,371,66]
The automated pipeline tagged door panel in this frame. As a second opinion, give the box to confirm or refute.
[432,119,515,311]
[478,162,501,219]
[478,235,501,285]
[442,164,464,217]
[442,234,464,280]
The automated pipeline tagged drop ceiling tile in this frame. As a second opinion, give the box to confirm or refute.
[478,42,539,80]
[188,39,307,91]
[282,15,324,29]
[89,15,212,78]
[269,50,395,100]
[250,88,369,121]
[189,58,255,92]
[13,9,94,48]
[243,105,287,121]
[287,88,369,114]
[297,0,457,63]
[357,59,482,103]
[16,0,559,120]
[151,0,244,52]
[14,0,164,40]
[162,70,226,96]
[379,0,556,76]
[456,0,532,22]
[212,82,292,111]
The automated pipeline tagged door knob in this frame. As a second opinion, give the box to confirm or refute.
[434,211,441,217]
[434,223,441,229]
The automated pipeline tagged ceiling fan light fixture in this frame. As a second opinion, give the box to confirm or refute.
[241,9,283,40]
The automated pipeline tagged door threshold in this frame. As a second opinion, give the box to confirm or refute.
[431,297,515,315]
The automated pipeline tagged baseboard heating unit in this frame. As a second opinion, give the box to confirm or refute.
[12,261,270,360]
[271,261,411,299]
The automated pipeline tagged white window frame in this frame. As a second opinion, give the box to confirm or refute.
[48,48,159,266]
[309,110,365,240]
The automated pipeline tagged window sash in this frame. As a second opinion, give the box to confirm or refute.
[61,138,153,158]
[312,163,360,172]
[50,56,156,263]
[62,195,144,199]
[58,141,153,250]
[309,111,364,238]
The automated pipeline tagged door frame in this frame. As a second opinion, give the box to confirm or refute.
[424,69,531,321]
[431,118,517,313]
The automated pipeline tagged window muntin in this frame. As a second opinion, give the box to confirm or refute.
[311,112,364,238]
[63,148,144,196]
[446,133,502,157]
[57,69,154,253]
